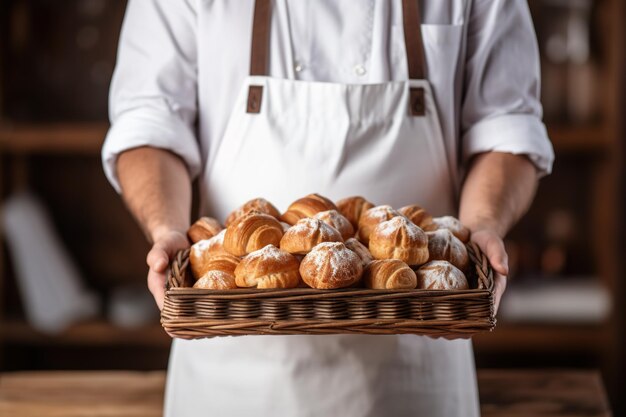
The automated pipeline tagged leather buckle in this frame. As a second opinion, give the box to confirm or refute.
[409,87,425,116]
[246,85,264,114]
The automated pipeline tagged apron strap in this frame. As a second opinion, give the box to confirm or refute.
[246,0,427,116]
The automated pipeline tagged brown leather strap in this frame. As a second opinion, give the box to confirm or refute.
[250,0,272,76]
[402,0,427,80]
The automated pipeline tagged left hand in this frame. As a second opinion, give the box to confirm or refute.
[470,229,508,315]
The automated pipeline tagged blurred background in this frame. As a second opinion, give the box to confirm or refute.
[0,0,624,415]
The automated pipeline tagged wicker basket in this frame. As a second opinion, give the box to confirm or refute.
[161,242,495,338]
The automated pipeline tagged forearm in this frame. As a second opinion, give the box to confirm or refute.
[117,147,192,243]
[459,152,538,238]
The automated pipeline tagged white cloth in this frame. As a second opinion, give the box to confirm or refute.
[103,0,554,197]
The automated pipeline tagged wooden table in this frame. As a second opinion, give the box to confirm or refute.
[0,370,611,417]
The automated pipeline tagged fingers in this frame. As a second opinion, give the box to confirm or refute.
[485,237,509,276]
[492,273,507,315]
[146,244,169,272]
[147,267,166,311]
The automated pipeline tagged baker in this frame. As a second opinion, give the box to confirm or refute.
[102,1,554,415]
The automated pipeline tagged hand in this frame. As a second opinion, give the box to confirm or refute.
[146,229,190,310]
[432,228,508,341]
[470,229,509,315]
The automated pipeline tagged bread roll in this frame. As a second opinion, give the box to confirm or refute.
[431,216,471,243]
[193,270,238,290]
[336,196,374,229]
[280,193,338,225]
[397,205,435,231]
[369,216,429,266]
[314,210,355,240]
[187,217,223,243]
[225,198,281,227]
[300,242,363,289]
[416,261,469,290]
[364,259,417,289]
[344,237,373,269]
[223,211,284,256]
[426,229,469,271]
[357,205,401,244]
[279,218,342,255]
[234,245,300,289]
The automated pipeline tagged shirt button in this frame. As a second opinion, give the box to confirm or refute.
[294,61,304,73]
[354,64,367,76]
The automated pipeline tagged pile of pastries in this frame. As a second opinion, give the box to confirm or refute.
[186,194,472,291]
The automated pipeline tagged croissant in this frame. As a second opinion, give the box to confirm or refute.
[313,210,355,240]
[397,205,436,231]
[364,259,417,289]
[357,205,401,245]
[223,211,284,256]
[234,245,301,289]
[187,217,223,243]
[225,198,281,227]
[280,218,343,255]
[368,216,429,266]
[281,193,338,225]
[336,196,374,229]
[190,248,240,280]
[299,242,363,289]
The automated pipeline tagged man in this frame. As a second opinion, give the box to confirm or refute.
[103,1,554,416]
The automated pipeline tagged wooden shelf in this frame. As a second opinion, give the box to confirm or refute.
[547,124,610,153]
[473,322,610,354]
[0,319,171,348]
[0,123,108,154]
[0,122,611,154]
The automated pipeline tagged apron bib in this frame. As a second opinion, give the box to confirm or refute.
[166,1,479,416]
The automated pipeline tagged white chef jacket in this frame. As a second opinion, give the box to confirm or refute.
[103,0,554,197]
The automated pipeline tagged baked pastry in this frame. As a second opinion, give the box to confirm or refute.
[234,245,301,289]
[344,237,373,268]
[225,198,281,227]
[426,229,469,271]
[299,242,363,289]
[364,259,417,289]
[336,196,374,229]
[223,211,284,256]
[190,246,240,279]
[313,210,355,240]
[368,216,429,266]
[415,261,469,290]
[201,229,227,256]
[279,218,343,255]
[397,205,436,231]
[193,270,238,290]
[431,216,471,243]
[187,217,223,243]
[280,193,338,225]
[357,205,401,244]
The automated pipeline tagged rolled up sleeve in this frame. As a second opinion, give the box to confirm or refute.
[102,0,201,193]
[461,0,555,176]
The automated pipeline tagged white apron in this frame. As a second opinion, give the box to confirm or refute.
[165,1,479,415]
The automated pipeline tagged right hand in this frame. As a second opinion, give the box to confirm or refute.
[146,229,190,310]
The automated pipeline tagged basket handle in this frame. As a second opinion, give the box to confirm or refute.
[167,248,191,290]
[466,241,495,292]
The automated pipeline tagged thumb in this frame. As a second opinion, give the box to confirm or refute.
[147,245,169,272]
[485,237,509,276]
